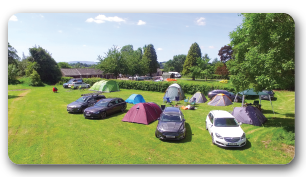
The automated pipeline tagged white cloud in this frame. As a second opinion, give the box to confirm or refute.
[86,15,126,24]
[137,20,146,25]
[9,15,18,21]
[58,30,63,33]
[200,46,205,49]
[196,17,206,26]
[209,46,215,49]
[157,48,163,51]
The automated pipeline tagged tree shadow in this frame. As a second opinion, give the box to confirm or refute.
[263,117,295,133]
[261,110,279,114]
[220,139,252,150]
[8,95,21,99]
[160,122,192,143]
[8,80,21,85]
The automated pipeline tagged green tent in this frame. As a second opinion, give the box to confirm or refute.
[89,80,120,92]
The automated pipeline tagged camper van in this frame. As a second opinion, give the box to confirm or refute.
[168,72,181,78]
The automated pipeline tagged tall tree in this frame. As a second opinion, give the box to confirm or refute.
[143,44,158,76]
[215,63,229,79]
[182,42,202,80]
[218,45,233,63]
[28,46,62,84]
[8,43,20,65]
[228,13,295,91]
[97,45,126,79]
[58,62,71,68]
[8,64,19,84]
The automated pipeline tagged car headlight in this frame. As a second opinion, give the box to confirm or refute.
[215,133,223,139]
[241,133,246,140]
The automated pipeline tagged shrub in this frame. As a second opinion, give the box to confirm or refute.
[30,70,44,86]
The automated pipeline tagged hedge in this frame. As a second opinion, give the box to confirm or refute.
[57,77,235,94]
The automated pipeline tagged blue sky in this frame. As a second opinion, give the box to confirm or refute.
[8,13,244,63]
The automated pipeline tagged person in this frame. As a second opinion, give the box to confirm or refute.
[53,87,58,93]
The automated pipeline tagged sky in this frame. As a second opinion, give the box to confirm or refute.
[8,13,244,63]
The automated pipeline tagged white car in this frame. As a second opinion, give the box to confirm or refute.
[206,110,246,147]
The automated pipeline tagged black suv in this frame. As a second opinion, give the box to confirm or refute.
[63,78,83,88]
[67,94,106,113]
[208,90,242,101]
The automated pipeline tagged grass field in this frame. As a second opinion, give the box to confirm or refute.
[8,84,295,164]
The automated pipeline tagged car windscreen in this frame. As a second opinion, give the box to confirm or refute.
[160,114,181,122]
[214,118,239,127]
[75,97,89,103]
[95,100,109,107]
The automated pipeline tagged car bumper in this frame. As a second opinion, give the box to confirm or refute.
[67,107,82,113]
[214,137,246,147]
[84,113,100,119]
[155,130,185,140]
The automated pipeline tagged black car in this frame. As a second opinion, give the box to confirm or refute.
[67,94,106,113]
[208,90,242,102]
[84,98,127,119]
[260,90,275,100]
[155,107,186,140]
[63,78,83,88]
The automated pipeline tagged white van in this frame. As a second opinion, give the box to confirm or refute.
[168,72,181,78]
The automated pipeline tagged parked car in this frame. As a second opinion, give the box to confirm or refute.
[206,110,246,147]
[260,90,275,100]
[63,78,82,88]
[208,90,242,102]
[155,107,186,140]
[83,98,127,119]
[67,94,106,113]
[153,76,163,82]
[70,81,90,89]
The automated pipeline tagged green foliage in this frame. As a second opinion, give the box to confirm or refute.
[25,61,39,76]
[228,13,295,91]
[8,42,20,65]
[97,45,126,78]
[28,46,62,84]
[143,44,158,76]
[57,62,71,68]
[182,42,202,79]
[164,55,186,73]
[8,64,19,84]
[29,70,43,86]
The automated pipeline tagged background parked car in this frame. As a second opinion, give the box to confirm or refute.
[67,94,106,113]
[84,98,127,119]
[208,90,242,102]
[260,90,275,100]
[70,81,90,89]
[155,107,186,140]
[63,78,83,88]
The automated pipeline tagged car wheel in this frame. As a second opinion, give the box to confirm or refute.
[155,132,158,138]
[211,133,215,145]
[81,108,85,113]
[101,111,107,119]
[87,85,90,88]
[121,104,127,112]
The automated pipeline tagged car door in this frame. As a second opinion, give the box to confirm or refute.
[87,97,96,107]
[207,113,214,134]
[106,100,116,115]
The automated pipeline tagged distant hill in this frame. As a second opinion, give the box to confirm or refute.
[68,61,98,65]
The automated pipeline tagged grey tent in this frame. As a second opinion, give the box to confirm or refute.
[236,88,274,114]
[232,106,267,126]
[189,92,207,103]
[208,94,232,106]
[163,83,185,101]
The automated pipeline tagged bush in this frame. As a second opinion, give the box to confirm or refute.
[30,70,44,86]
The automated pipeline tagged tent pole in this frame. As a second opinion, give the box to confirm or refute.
[241,95,245,107]
[269,95,275,115]
[234,93,238,102]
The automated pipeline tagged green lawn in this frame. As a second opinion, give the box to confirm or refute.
[8,84,295,164]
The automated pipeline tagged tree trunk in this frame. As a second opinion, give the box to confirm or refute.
[192,76,195,80]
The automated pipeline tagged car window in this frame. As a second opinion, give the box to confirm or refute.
[115,99,119,104]
[209,113,214,123]
[214,118,239,127]
[160,114,181,122]
[108,100,116,107]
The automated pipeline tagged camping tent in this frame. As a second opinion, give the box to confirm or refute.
[122,102,162,125]
[163,83,185,101]
[89,80,120,92]
[125,94,146,104]
[208,93,232,106]
[236,88,274,114]
[232,106,267,126]
[189,92,207,103]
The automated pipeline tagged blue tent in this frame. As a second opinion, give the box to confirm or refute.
[125,94,146,104]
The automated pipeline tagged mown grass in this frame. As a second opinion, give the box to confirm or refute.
[8,84,295,164]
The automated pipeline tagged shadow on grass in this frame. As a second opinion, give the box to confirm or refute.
[261,110,279,114]
[161,122,192,144]
[86,110,128,120]
[8,95,22,99]
[220,139,252,150]
[264,117,295,132]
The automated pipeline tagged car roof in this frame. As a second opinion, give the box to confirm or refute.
[210,90,228,92]
[210,110,234,118]
[163,107,181,114]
